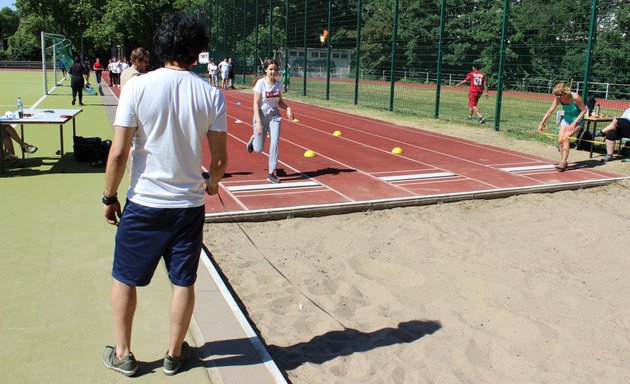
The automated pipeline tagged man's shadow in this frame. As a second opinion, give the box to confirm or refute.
[143,319,441,377]
[266,320,441,370]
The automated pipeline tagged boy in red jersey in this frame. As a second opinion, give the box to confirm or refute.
[456,64,489,123]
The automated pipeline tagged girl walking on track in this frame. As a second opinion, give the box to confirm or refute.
[537,82,587,172]
[246,58,294,183]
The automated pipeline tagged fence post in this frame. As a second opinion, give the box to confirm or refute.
[303,0,308,96]
[243,0,248,83]
[255,0,259,68]
[232,0,236,57]
[326,0,332,100]
[284,0,288,73]
[354,0,362,105]
[434,0,446,118]
[493,0,509,131]
[389,0,399,112]
[269,0,273,59]
[582,0,599,101]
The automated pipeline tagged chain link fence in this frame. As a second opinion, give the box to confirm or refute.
[200,0,629,135]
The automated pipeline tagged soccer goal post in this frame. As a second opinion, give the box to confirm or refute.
[41,32,73,95]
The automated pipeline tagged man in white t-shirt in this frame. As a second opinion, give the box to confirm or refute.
[102,14,228,377]
[218,58,230,89]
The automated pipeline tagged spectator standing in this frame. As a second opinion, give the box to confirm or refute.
[101,14,228,377]
[218,58,230,89]
[83,56,92,85]
[69,56,87,105]
[228,57,235,89]
[111,57,122,88]
[207,58,218,87]
[108,58,115,86]
[93,58,104,86]
[59,59,67,77]
[120,48,149,89]
[281,63,291,92]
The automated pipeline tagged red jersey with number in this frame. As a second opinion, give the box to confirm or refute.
[465,70,485,95]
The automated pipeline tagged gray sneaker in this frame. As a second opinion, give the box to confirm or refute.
[478,117,486,124]
[102,346,139,377]
[601,154,613,162]
[246,135,254,153]
[267,173,280,184]
[163,341,191,376]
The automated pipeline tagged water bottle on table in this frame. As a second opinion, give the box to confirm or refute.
[17,96,23,118]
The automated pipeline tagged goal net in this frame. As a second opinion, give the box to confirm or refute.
[41,32,73,95]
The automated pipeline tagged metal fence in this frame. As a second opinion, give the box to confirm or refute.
[200,0,629,133]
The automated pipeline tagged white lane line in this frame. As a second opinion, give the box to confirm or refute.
[227,180,320,192]
[380,172,456,182]
[500,165,556,172]
[200,249,288,384]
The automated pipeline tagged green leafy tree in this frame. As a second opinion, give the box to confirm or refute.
[0,7,20,52]
[84,0,175,55]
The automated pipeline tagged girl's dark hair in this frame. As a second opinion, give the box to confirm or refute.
[262,58,278,71]
[153,14,208,66]
[74,56,80,64]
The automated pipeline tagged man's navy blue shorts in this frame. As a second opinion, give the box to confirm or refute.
[112,200,205,287]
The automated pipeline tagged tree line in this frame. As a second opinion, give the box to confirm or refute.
[1,0,629,95]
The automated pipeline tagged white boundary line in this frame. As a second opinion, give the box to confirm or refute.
[199,248,288,384]
[500,165,556,172]
[380,172,456,182]
[227,180,320,192]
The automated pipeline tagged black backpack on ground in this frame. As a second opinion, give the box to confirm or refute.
[73,136,111,166]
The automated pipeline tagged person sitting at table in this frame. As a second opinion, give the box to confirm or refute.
[598,107,630,162]
[1,123,38,164]
[2,124,38,155]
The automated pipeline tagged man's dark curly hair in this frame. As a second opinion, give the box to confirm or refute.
[153,14,208,66]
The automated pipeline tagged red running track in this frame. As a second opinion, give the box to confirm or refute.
[99,74,624,221]
[201,90,624,221]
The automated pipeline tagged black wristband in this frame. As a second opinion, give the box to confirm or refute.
[102,192,118,206]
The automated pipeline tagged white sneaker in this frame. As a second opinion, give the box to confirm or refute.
[23,144,38,154]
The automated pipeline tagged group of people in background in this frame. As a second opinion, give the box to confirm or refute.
[61,50,151,106]
[207,57,235,89]
[107,57,128,88]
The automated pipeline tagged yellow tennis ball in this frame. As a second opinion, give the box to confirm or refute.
[303,150,316,158]
[391,147,403,155]
[333,130,342,137]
